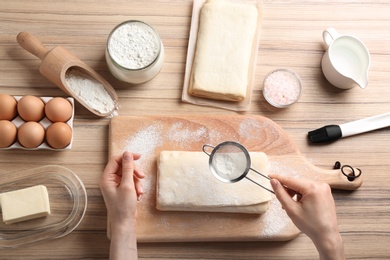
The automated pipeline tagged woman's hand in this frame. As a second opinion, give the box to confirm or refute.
[99,151,145,260]
[269,174,345,260]
[100,151,144,224]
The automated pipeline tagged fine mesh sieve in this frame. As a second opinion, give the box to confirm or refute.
[202,141,275,194]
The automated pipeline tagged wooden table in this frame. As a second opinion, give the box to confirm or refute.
[1,0,389,259]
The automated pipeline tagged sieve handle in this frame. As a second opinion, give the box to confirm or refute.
[202,144,215,157]
[250,168,302,199]
[250,167,271,181]
[245,176,275,194]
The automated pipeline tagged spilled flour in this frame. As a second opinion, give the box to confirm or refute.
[269,159,300,179]
[168,122,207,148]
[238,117,279,146]
[261,197,294,237]
[123,124,163,165]
[239,117,263,139]
[123,122,209,162]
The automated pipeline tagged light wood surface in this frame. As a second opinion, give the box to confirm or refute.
[0,0,389,259]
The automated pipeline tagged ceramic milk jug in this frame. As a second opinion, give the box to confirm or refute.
[321,28,370,89]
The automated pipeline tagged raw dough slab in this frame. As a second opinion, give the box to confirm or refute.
[188,0,258,102]
[156,151,272,214]
[182,0,263,111]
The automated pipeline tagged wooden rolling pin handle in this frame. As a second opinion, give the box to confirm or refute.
[17,31,49,60]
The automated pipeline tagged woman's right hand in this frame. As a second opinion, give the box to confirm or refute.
[269,174,345,260]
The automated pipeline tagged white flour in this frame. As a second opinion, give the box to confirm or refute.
[214,154,235,179]
[269,159,300,179]
[239,117,262,139]
[65,69,115,114]
[168,122,207,148]
[123,124,163,165]
[261,197,292,237]
[108,21,160,69]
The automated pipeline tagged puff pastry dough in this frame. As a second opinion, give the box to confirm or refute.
[156,151,272,214]
[188,0,258,102]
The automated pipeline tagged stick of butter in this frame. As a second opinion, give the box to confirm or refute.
[0,185,51,224]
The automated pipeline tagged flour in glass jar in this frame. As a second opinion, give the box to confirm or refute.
[108,21,160,70]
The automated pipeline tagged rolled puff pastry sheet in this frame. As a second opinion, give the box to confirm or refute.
[188,0,259,102]
[156,151,272,214]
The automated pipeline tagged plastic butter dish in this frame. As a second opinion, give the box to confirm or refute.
[0,165,87,248]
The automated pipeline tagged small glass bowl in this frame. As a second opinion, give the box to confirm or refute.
[0,165,87,248]
[262,69,302,108]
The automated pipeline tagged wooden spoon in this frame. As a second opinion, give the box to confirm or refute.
[16,31,118,117]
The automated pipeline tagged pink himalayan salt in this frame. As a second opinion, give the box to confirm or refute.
[263,69,302,108]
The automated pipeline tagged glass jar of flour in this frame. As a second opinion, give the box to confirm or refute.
[105,20,164,84]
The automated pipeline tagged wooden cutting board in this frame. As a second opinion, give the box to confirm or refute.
[108,115,363,242]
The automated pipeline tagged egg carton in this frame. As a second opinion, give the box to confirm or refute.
[1,96,74,151]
